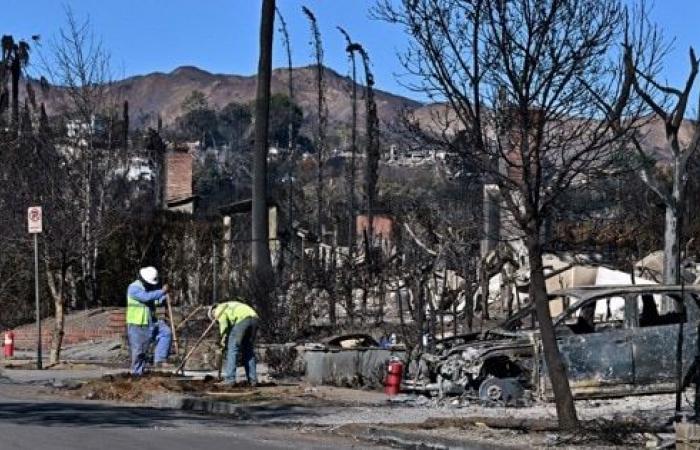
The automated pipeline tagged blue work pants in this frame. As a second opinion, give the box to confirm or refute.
[127,320,172,375]
[223,317,258,384]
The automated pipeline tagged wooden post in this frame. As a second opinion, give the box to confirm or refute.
[166,297,179,354]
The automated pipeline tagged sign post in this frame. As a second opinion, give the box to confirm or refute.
[28,207,42,370]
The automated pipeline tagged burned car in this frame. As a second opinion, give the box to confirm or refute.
[409,285,700,402]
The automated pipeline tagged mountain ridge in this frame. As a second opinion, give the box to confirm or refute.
[107,64,424,129]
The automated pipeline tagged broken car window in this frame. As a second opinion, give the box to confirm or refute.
[637,294,687,327]
[561,297,625,334]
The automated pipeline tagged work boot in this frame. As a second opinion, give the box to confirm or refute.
[155,361,174,370]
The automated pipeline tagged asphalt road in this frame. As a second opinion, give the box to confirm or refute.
[0,383,373,450]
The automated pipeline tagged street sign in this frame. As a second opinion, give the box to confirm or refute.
[26,206,43,368]
[27,206,42,234]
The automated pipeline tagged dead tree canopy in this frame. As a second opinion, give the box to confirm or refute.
[375,0,650,430]
[618,15,700,287]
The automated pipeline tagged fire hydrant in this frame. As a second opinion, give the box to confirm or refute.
[384,358,404,396]
[4,331,14,358]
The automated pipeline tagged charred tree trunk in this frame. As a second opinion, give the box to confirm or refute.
[479,265,490,320]
[328,243,336,326]
[417,275,426,350]
[302,7,326,243]
[526,231,578,429]
[663,204,679,283]
[339,27,358,258]
[357,45,379,251]
[276,7,294,277]
[663,155,683,289]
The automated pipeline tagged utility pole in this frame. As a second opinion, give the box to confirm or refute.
[251,0,275,308]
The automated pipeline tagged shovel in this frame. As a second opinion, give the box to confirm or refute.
[176,305,225,375]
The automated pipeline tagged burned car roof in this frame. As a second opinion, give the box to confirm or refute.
[501,285,700,332]
[549,284,700,300]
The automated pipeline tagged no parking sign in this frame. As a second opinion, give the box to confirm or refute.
[27,206,42,234]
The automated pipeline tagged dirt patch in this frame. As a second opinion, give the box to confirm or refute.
[71,372,275,403]
[63,373,393,410]
[67,372,359,408]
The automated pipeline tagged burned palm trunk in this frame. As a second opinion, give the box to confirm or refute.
[339,27,358,258]
[302,7,327,244]
[1,36,31,135]
[355,44,380,253]
[276,7,295,276]
[347,43,380,321]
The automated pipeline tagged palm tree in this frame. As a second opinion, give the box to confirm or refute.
[1,35,31,128]
[338,27,358,259]
[302,6,327,243]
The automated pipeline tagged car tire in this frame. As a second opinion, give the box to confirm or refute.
[478,377,523,403]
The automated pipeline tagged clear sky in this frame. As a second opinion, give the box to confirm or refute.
[4,1,700,104]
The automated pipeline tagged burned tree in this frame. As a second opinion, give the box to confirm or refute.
[622,28,700,288]
[0,35,31,129]
[33,9,132,362]
[376,0,642,429]
[276,9,294,157]
[338,27,359,258]
[347,43,380,251]
[275,7,296,276]
[302,6,328,242]
[346,42,382,322]
[42,7,127,312]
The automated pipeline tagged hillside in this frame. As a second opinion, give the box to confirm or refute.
[26,64,695,161]
[92,65,422,129]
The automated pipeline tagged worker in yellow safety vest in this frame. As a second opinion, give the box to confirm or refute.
[208,300,259,386]
[126,267,172,375]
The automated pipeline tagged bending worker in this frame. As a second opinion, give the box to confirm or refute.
[126,267,172,375]
[209,300,259,386]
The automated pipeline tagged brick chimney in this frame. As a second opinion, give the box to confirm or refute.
[163,151,194,213]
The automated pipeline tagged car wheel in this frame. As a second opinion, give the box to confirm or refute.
[478,377,523,403]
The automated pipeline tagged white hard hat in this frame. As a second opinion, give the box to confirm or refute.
[139,266,159,286]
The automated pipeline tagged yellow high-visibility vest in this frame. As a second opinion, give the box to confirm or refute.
[214,301,258,339]
[126,281,153,326]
